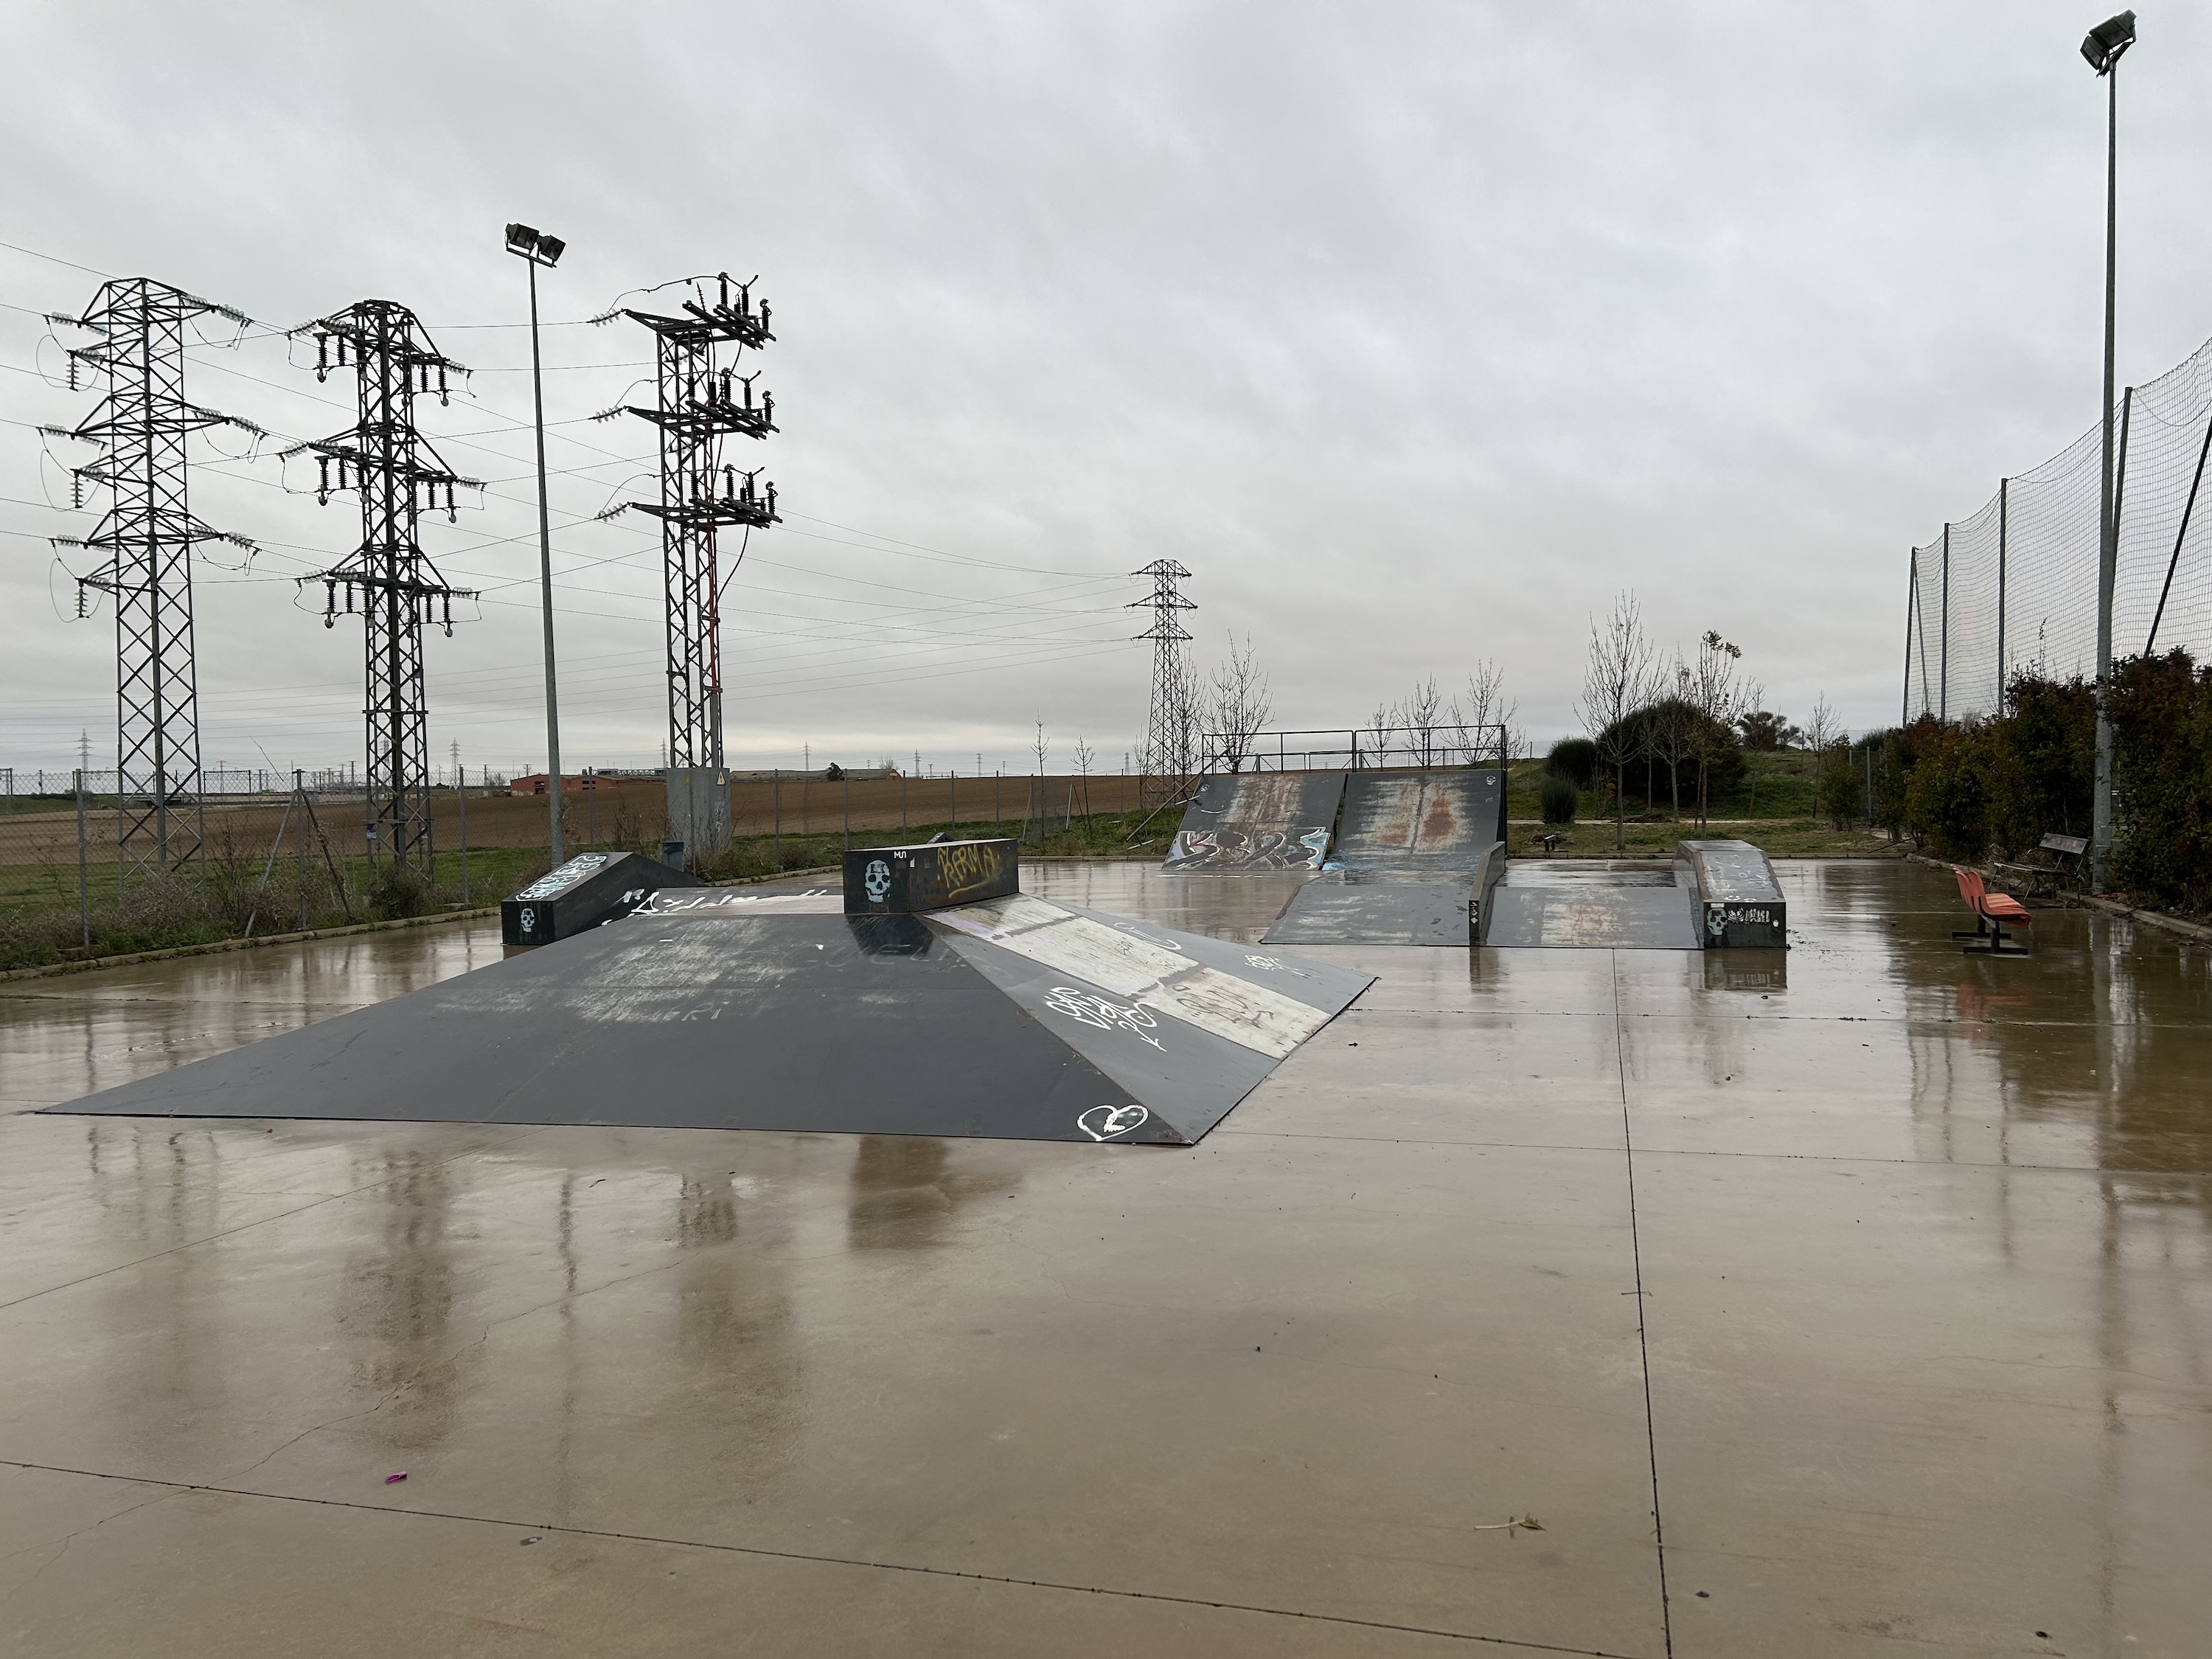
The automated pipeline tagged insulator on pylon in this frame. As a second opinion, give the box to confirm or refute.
[317,456,330,504]
[720,274,730,309]
[759,302,771,332]
[765,482,777,518]
[316,334,330,381]
[762,391,774,424]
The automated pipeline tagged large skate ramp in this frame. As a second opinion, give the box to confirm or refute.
[1333,768,1506,864]
[1164,772,1346,873]
[1262,768,1506,947]
[52,889,1371,1147]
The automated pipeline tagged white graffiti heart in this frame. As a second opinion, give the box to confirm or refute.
[1078,1104,1150,1141]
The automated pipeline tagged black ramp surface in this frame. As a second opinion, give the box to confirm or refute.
[1164,772,1346,872]
[55,895,1372,1146]
[58,913,1152,1139]
[1262,876,1471,947]
[1335,769,1505,865]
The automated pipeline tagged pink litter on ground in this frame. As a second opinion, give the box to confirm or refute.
[384,1472,407,1484]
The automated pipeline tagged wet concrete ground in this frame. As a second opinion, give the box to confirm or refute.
[1,858,2208,1657]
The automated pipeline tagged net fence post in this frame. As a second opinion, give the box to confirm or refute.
[1996,478,2007,712]
[1902,549,1916,727]
[1938,522,1950,722]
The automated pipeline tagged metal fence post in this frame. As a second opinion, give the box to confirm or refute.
[1903,549,1917,726]
[296,770,309,932]
[456,769,469,906]
[75,768,89,949]
[1996,477,2008,711]
[1938,522,1950,722]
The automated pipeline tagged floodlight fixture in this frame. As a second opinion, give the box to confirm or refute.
[2081,10,2135,75]
[505,223,563,266]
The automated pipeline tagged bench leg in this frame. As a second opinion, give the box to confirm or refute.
[1963,918,2031,956]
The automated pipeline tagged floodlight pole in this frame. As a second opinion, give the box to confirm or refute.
[2088,15,2133,892]
[516,236,564,866]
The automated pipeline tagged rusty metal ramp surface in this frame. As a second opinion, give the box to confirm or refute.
[1481,861,1703,949]
[51,894,1371,1147]
[1163,772,1346,873]
[1261,873,1471,947]
[1333,769,1506,866]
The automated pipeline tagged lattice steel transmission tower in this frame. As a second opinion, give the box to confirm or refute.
[1130,558,1196,803]
[57,279,258,886]
[623,274,779,858]
[292,301,478,876]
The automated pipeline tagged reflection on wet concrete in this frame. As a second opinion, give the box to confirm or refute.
[1,859,2209,1654]
[846,1135,1020,1251]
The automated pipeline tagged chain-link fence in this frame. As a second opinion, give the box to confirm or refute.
[1906,331,2212,723]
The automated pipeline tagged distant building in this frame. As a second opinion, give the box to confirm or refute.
[507,773,608,796]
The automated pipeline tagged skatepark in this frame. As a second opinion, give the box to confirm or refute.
[4,784,2205,1655]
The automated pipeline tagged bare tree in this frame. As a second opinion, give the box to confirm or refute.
[1396,675,1444,766]
[1207,633,1273,773]
[1453,659,1516,766]
[1803,692,1841,757]
[1073,735,1096,820]
[1686,630,1745,827]
[1169,652,1202,791]
[1647,655,1697,822]
[1364,702,1392,769]
[1032,720,1050,775]
[1577,592,1658,853]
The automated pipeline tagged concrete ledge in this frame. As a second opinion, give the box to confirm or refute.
[0,865,845,985]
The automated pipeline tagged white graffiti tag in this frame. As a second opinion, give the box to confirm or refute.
[1043,986,1164,1050]
[863,858,892,902]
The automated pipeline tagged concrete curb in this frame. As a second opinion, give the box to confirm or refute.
[0,907,502,984]
[0,864,849,986]
[1906,852,2212,947]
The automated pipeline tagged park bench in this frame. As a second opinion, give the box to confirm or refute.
[1991,832,2088,897]
[1950,866,2032,956]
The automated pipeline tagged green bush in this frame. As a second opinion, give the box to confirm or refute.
[2108,650,2212,912]
[1538,776,1579,824]
[1818,751,1862,830]
[1596,699,1746,812]
[1903,721,2000,860]
[1545,737,1598,789]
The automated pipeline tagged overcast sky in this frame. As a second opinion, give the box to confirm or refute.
[5,1,2211,780]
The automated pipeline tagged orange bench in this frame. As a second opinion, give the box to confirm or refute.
[1950,866,2032,956]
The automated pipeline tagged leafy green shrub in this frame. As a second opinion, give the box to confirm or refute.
[1818,751,1862,830]
[1596,699,1746,810]
[1539,776,1578,824]
[1545,737,1598,789]
[2108,649,2212,913]
[1986,671,2094,857]
[1902,721,2000,859]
